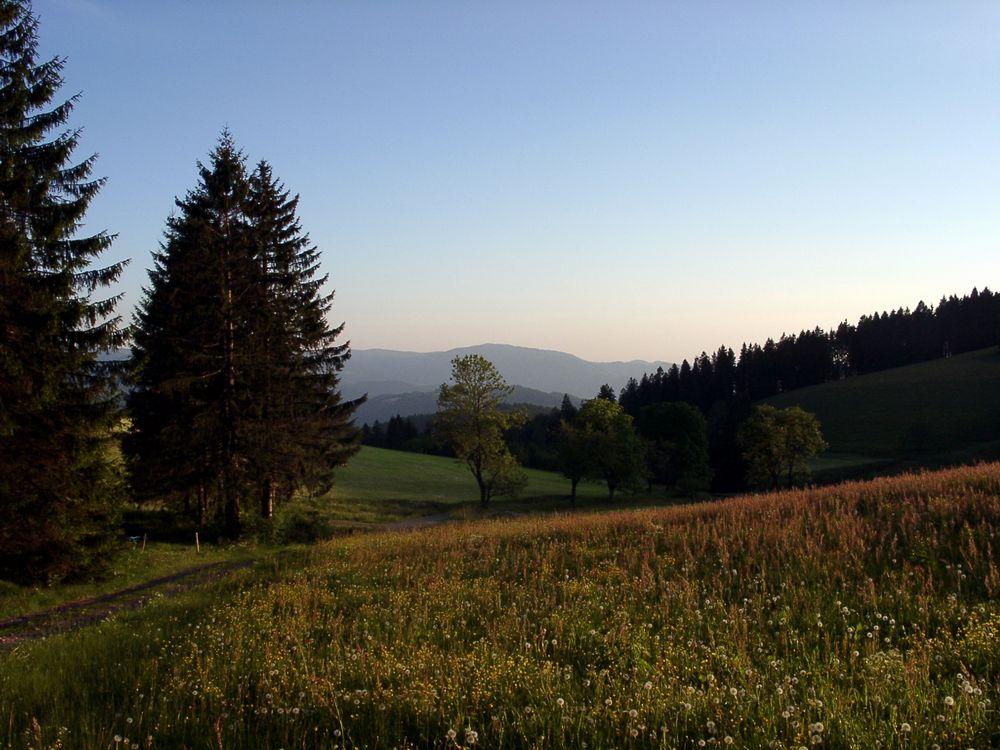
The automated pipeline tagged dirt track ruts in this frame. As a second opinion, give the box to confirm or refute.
[0,513,457,649]
[0,559,254,649]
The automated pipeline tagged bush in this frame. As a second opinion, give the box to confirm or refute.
[272,504,336,544]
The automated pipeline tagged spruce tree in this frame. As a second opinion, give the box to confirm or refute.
[243,161,362,519]
[128,137,361,536]
[129,135,254,536]
[0,1,127,582]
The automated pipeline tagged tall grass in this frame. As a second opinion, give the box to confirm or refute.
[3,464,999,748]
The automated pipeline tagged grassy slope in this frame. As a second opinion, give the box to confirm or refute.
[3,464,999,748]
[764,347,1000,474]
[318,446,611,523]
[0,450,618,617]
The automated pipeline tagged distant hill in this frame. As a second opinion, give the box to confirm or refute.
[342,343,671,402]
[353,384,574,427]
[765,346,1000,478]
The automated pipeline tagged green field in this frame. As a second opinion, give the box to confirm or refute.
[315,446,618,524]
[765,347,1000,477]
[3,463,998,748]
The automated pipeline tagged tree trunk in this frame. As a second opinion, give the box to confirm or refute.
[261,476,275,520]
[570,478,578,506]
[479,481,489,508]
[197,482,208,527]
[224,480,241,538]
[221,241,241,538]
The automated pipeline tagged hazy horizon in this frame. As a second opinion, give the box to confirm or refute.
[351,341,672,366]
[37,0,999,362]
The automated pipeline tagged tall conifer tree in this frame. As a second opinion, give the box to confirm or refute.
[128,137,361,536]
[244,162,362,519]
[128,135,251,534]
[0,1,127,582]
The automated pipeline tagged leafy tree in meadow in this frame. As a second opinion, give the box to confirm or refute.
[576,398,646,500]
[128,135,360,536]
[435,354,527,507]
[636,401,712,496]
[0,0,127,583]
[556,416,595,505]
[737,404,827,489]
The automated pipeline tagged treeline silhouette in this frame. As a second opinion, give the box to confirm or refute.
[618,287,999,416]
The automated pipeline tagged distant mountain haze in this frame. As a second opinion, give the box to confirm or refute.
[342,343,672,399]
[342,343,672,424]
[353,385,574,427]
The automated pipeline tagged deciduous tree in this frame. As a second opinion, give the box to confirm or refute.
[576,398,645,500]
[435,354,526,507]
[636,401,712,495]
[556,416,594,505]
[738,405,827,489]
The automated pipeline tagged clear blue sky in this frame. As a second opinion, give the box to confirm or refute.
[36,0,1000,363]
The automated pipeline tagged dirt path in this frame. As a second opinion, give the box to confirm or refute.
[0,559,254,650]
[0,513,457,649]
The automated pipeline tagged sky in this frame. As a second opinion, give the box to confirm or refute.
[34,0,1000,363]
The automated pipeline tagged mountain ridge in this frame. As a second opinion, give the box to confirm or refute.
[342,343,672,404]
[342,343,672,424]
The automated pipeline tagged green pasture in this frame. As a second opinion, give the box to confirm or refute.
[319,445,615,523]
[766,347,1000,477]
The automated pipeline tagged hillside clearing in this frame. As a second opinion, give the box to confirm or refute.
[765,347,1000,477]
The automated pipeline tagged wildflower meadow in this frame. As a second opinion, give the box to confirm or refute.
[3,464,999,749]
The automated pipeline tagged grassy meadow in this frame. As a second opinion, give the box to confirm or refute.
[765,347,1000,479]
[3,463,999,748]
[306,446,612,525]
[0,449,625,620]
